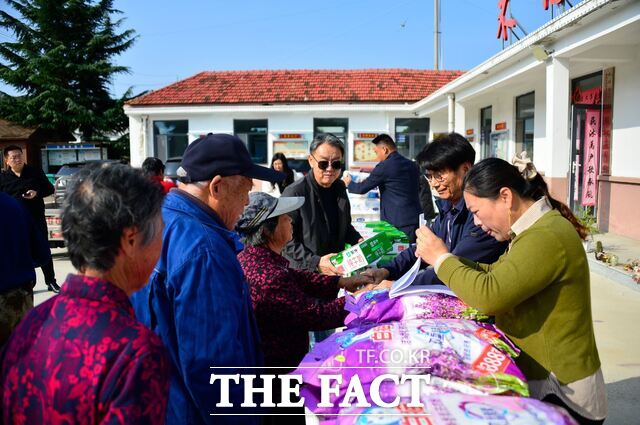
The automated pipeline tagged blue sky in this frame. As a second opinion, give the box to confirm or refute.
[1,0,580,97]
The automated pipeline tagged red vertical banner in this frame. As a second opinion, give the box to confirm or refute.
[600,68,614,176]
[581,110,601,206]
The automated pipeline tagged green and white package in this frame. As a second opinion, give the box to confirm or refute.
[330,232,392,274]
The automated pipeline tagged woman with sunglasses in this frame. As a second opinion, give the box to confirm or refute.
[281,134,362,275]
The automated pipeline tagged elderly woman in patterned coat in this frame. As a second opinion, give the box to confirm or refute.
[0,164,170,424]
[236,192,373,369]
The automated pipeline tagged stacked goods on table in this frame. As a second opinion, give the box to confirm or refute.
[295,289,578,424]
[348,172,380,223]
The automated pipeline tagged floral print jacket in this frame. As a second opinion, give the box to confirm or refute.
[0,274,170,424]
[238,245,347,368]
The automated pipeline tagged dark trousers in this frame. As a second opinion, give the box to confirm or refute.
[542,394,605,425]
[37,219,56,284]
[41,258,56,284]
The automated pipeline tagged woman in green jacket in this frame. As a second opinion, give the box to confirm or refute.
[415,156,606,425]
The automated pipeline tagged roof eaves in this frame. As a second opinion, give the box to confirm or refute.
[410,0,616,112]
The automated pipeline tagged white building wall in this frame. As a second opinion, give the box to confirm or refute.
[128,115,143,167]
[127,110,411,167]
[429,110,449,138]
[454,103,466,135]
[189,115,233,138]
[532,86,547,171]
[611,58,640,178]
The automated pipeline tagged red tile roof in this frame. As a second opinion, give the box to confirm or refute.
[126,69,463,106]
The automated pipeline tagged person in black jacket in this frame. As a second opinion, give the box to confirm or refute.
[0,145,58,292]
[364,133,508,289]
[343,134,423,242]
[282,134,362,274]
[418,171,437,223]
[0,192,51,345]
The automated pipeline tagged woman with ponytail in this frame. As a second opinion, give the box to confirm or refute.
[415,154,606,424]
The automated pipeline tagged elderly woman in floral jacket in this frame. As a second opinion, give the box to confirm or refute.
[237,192,372,369]
[237,192,372,423]
[0,164,170,424]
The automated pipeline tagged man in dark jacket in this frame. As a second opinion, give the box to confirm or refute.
[0,192,51,345]
[343,134,423,241]
[282,134,361,274]
[0,145,58,292]
[366,133,508,288]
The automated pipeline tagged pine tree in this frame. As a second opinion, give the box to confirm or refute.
[0,0,136,141]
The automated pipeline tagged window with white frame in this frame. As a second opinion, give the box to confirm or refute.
[153,120,189,162]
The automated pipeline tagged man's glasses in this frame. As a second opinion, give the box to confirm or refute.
[425,171,448,183]
[311,154,342,171]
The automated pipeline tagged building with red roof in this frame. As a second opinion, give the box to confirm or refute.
[124,68,462,169]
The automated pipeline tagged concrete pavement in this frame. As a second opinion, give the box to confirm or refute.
[33,249,640,423]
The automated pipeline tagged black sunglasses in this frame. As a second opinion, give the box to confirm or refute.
[311,154,342,171]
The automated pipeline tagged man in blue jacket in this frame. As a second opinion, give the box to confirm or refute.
[343,134,422,241]
[366,133,508,288]
[0,192,50,346]
[130,134,284,424]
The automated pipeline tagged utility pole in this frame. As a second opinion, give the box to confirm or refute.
[434,0,440,70]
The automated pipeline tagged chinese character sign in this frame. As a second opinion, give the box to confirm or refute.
[497,0,516,41]
[581,110,601,206]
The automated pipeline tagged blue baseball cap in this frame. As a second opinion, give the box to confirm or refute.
[177,133,284,183]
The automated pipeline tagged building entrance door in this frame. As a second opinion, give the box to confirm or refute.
[569,106,598,214]
[569,72,603,219]
[480,106,492,159]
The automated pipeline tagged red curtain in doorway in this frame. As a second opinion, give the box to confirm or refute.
[581,109,601,206]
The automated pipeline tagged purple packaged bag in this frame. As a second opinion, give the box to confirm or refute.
[294,319,528,415]
[344,291,470,329]
[325,393,578,425]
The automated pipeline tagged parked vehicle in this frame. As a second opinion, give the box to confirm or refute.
[46,159,122,247]
[164,157,182,183]
[52,160,122,205]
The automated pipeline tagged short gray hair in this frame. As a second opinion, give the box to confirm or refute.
[62,163,165,272]
[310,133,345,156]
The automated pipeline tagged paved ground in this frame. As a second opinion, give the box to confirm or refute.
[34,249,640,423]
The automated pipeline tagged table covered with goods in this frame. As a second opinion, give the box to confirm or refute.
[299,219,577,425]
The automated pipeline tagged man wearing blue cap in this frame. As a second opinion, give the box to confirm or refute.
[130,134,284,425]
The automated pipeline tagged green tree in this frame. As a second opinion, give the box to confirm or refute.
[0,0,136,142]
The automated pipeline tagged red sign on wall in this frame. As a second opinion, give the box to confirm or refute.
[581,110,601,207]
[600,68,615,176]
[572,87,601,105]
[357,133,378,139]
[279,133,303,139]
